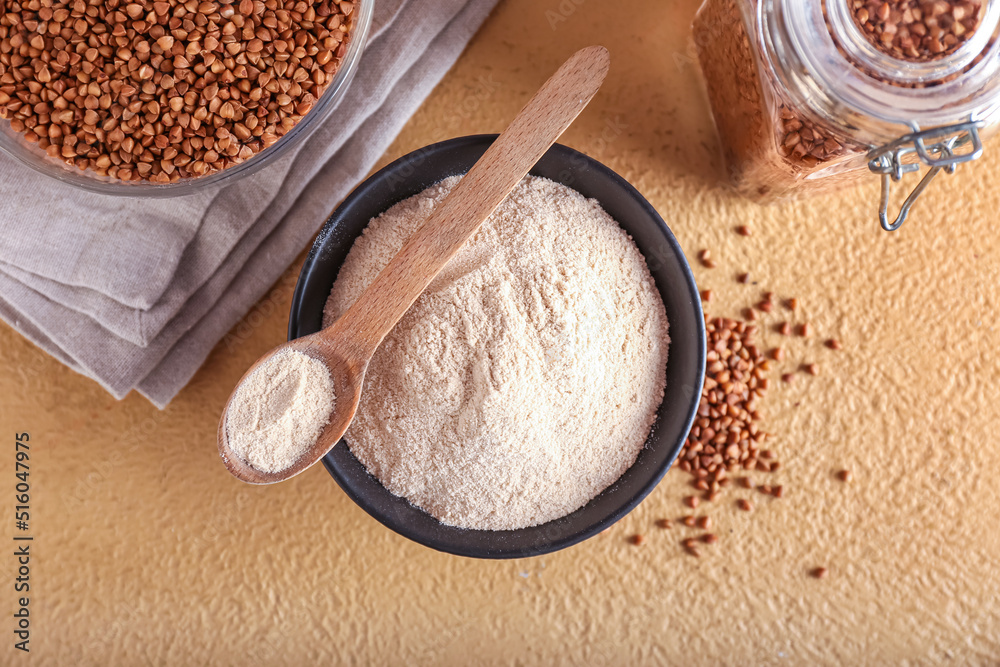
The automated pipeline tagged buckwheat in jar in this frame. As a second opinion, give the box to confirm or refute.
[693,0,1000,229]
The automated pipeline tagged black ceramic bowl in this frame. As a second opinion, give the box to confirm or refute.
[289,135,706,559]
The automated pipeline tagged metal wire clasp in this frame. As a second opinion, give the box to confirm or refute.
[867,120,984,231]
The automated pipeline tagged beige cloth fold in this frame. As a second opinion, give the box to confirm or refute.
[0,0,499,407]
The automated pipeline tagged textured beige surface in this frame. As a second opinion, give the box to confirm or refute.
[1,0,999,664]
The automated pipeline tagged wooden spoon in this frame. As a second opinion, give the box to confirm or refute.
[218,45,611,484]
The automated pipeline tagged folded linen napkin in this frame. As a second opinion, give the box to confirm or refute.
[0,0,499,407]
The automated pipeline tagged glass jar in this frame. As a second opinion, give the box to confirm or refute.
[693,0,1000,229]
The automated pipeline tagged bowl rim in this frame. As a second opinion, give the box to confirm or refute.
[289,134,706,558]
[0,0,374,198]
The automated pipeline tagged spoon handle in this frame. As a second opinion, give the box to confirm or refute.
[329,45,611,358]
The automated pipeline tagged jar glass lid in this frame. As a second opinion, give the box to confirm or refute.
[764,0,1000,137]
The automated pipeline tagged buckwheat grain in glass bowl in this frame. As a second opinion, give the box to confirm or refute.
[0,0,372,196]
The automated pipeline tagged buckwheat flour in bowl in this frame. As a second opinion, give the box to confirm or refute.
[322,175,670,531]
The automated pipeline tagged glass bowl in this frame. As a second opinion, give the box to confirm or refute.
[0,0,373,198]
[288,135,707,559]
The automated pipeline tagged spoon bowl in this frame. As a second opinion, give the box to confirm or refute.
[217,327,368,484]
